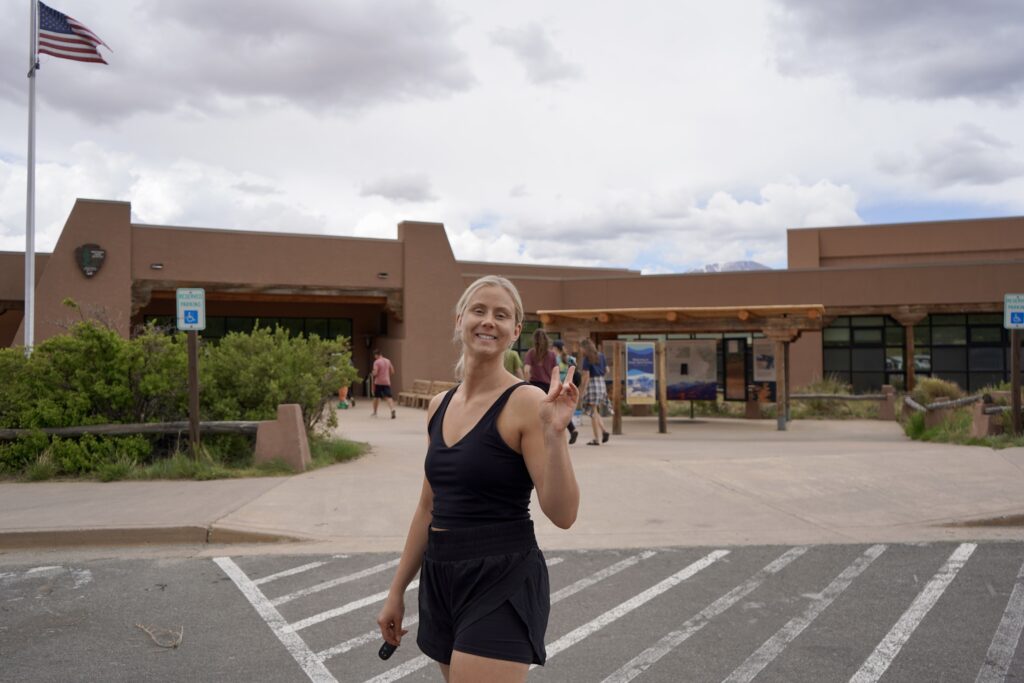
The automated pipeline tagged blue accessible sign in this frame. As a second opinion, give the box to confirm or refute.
[176,288,206,331]
[1005,294,1024,330]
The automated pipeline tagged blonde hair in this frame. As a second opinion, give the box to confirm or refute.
[453,275,524,379]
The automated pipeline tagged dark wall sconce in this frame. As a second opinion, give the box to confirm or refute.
[149,263,164,270]
[377,272,388,279]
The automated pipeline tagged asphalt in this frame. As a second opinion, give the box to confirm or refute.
[2,407,1024,555]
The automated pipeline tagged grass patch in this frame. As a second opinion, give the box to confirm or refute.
[310,435,369,468]
[903,408,1024,448]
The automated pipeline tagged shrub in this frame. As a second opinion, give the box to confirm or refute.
[0,319,359,477]
[910,377,964,406]
[201,324,359,431]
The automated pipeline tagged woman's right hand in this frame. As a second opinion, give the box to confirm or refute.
[377,594,408,646]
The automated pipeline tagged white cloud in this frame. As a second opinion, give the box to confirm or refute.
[491,23,583,84]
[360,174,437,203]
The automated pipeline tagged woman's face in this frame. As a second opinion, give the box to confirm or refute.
[457,285,521,357]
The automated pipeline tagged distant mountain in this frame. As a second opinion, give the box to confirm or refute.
[687,260,771,273]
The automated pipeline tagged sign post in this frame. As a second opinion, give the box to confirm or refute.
[176,288,206,457]
[1004,294,1024,435]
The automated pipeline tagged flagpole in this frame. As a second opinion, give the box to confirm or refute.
[24,0,37,355]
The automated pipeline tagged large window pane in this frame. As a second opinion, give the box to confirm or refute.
[969,327,1003,344]
[934,371,967,389]
[824,348,850,372]
[852,348,884,372]
[852,329,883,344]
[305,318,329,339]
[885,326,905,345]
[852,372,885,393]
[329,318,353,339]
[280,318,304,337]
[823,328,850,346]
[851,316,884,327]
[968,314,1003,325]
[203,316,225,339]
[225,317,254,335]
[932,347,967,372]
[969,347,1004,372]
[932,326,966,345]
[931,314,966,325]
[913,351,932,373]
[914,326,930,346]
[970,373,1006,392]
[885,348,904,371]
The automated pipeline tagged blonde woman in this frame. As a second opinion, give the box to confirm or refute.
[377,275,580,682]
[578,338,611,445]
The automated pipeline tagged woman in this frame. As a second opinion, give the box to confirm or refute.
[377,275,580,682]
[524,329,578,444]
[578,338,611,446]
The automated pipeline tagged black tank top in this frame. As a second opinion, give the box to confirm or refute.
[425,382,533,529]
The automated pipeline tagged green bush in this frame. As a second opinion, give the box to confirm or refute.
[0,319,359,477]
[201,324,359,431]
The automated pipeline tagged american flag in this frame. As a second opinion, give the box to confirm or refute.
[37,2,109,64]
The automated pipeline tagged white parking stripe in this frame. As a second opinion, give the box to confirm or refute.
[723,544,887,683]
[601,546,807,683]
[850,542,977,683]
[214,557,337,683]
[363,551,655,683]
[270,558,400,606]
[319,614,421,661]
[540,549,730,666]
[291,581,419,632]
[255,561,330,586]
[976,556,1024,683]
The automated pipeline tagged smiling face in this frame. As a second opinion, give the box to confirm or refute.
[456,284,522,358]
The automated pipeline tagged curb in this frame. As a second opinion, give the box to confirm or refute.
[0,525,301,550]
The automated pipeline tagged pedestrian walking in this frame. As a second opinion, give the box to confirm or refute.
[579,338,611,445]
[553,339,580,444]
[371,349,397,419]
[377,275,580,681]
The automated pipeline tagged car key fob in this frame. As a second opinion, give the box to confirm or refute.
[379,641,398,660]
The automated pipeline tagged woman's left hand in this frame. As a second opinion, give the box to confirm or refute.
[540,366,579,430]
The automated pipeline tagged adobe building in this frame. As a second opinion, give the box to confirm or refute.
[1,198,1022,397]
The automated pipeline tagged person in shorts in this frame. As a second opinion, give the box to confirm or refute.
[377,275,580,681]
[371,349,397,419]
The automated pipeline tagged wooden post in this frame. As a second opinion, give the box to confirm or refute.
[611,341,623,435]
[784,341,791,423]
[904,323,916,392]
[187,331,201,458]
[775,339,787,431]
[1013,329,1021,435]
[657,340,667,434]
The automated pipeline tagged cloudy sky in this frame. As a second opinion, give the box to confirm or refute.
[1,0,1023,273]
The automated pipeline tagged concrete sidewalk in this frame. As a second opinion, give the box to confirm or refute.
[2,406,1024,555]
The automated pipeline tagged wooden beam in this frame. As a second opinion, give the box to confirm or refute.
[597,312,611,323]
[737,309,750,321]
[665,311,678,322]
[540,313,553,325]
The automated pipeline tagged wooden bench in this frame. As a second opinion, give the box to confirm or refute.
[398,379,432,408]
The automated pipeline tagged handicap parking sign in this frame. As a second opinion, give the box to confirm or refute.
[176,288,206,331]
[1005,294,1024,330]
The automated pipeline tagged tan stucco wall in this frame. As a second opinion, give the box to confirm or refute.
[393,221,466,387]
[15,200,133,345]
[131,225,403,289]
[788,216,1024,268]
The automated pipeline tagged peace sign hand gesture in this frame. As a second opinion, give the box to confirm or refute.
[539,366,579,431]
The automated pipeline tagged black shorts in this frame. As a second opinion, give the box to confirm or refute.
[417,520,550,666]
[373,385,392,399]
